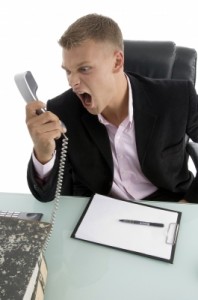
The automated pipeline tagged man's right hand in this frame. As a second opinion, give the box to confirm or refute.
[26,101,66,164]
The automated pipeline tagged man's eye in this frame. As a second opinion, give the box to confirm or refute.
[66,70,71,76]
[80,66,91,73]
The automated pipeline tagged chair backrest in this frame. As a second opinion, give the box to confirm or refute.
[124,40,197,85]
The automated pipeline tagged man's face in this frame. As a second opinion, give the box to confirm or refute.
[61,39,123,115]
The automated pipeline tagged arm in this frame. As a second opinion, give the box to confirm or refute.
[26,100,69,201]
[27,146,73,202]
[184,81,198,203]
[25,100,66,163]
[26,97,95,201]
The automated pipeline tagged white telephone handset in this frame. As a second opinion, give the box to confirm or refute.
[14,71,38,102]
[14,71,66,127]
[14,71,68,251]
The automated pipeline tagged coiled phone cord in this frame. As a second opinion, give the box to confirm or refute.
[43,133,68,252]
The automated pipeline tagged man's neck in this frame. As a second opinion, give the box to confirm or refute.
[101,76,129,127]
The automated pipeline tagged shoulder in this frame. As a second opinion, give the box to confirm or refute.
[47,89,78,110]
[46,88,86,117]
[126,72,197,112]
[126,71,192,90]
[45,88,93,131]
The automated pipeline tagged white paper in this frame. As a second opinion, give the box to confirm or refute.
[74,194,180,261]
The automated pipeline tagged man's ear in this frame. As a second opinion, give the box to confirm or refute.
[113,50,124,72]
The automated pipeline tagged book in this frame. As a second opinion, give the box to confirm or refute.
[71,194,182,263]
[0,216,51,299]
[28,253,48,300]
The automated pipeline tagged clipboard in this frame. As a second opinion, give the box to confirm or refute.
[71,194,182,263]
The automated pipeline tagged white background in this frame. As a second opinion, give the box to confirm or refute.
[0,0,197,194]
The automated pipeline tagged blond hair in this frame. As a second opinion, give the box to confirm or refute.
[58,13,124,51]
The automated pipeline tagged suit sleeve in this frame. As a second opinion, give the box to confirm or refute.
[27,138,73,202]
[184,81,198,202]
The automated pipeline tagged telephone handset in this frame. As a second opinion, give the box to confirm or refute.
[14,71,68,251]
[14,71,66,128]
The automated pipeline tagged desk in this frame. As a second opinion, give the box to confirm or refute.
[0,192,198,300]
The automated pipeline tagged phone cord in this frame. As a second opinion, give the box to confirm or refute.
[43,133,68,252]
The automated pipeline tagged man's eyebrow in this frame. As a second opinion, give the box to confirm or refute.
[61,65,71,73]
[61,65,67,70]
[61,61,90,70]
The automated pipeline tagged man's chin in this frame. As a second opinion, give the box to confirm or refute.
[85,106,99,115]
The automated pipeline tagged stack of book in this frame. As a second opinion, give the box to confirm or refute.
[0,216,51,299]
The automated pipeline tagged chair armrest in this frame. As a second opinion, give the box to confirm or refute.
[186,142,198,170]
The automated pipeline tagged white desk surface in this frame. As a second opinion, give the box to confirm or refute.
[0,192,198,300]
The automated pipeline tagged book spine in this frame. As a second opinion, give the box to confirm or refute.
[31,253,48,300]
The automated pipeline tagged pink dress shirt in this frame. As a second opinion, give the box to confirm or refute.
[98,77,157,200]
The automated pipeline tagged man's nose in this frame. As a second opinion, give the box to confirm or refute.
[68,73,80,89]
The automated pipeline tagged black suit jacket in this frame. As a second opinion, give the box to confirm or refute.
[27,73,198,202]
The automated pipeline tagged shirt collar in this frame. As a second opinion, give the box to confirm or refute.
[126,75,133,123]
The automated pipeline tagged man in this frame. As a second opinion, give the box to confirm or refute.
[26,13,198,203]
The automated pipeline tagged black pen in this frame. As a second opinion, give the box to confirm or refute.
[119,219,164,227]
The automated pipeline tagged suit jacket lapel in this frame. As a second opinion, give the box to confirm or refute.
[129,75,158,166]
[81,113,113,170]
[81,74,158,171]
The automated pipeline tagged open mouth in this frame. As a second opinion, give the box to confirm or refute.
[79,92,92,106]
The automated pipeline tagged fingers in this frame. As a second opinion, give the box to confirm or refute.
[25,100,66,163]
[178,199,188,203]
[26,100,46,120]
[26,101,66,136]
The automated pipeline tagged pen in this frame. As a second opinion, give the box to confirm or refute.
[119,219,164,227]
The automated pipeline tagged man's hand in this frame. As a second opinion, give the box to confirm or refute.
[26,101,66,164]
[178,199,188,203]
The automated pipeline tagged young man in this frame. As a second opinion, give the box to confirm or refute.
[26,13,198,203]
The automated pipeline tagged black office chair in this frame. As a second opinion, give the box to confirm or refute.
[124,40,198,169]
